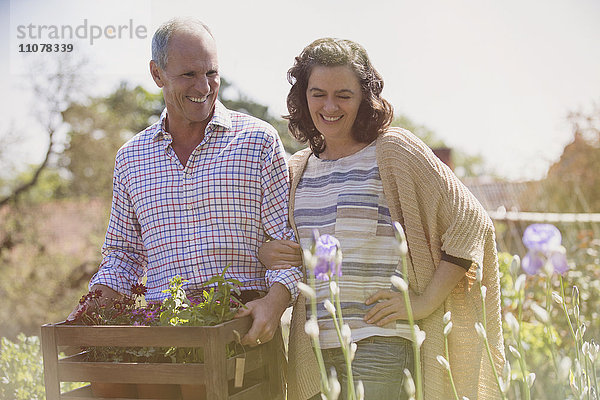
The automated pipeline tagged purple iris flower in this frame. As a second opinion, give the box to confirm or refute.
[522,224,569,275]
[314,234,342,281]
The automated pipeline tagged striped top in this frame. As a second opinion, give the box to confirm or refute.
[90,101,301,302]
[294,142,412,348]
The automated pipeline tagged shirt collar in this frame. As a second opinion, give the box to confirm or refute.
[152,100,231,141]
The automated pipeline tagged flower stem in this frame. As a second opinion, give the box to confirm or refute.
[329,279,356,400]
[309,272,331,396]
[400,253,423,400]
[444,336,460,400]
[479,281,508,400]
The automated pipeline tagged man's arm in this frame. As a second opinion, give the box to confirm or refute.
[235,129,301,346]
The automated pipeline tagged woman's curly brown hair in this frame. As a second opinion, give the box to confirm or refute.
[285,38,394,155]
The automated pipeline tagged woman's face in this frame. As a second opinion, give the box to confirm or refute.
[306,65,363,143]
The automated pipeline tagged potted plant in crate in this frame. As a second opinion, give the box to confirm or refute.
[158,268,244,399]
[68,266,244,399]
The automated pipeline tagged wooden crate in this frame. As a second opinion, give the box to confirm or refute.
[41,316,285,400]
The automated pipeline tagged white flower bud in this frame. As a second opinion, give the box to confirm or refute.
[503,359,511,381]
[328,368,341,400]
[476,266,483,283]
[526,372,536,388]
[341,324,352,347]
[437,355,450,371]
[324,299,336,316]
[552,291,564,305]
[403,368,415,396]
[508,345,521,359]
[514,274,526,293]
[443,311,452,325]
[475,322,487,340]
[304,317,319,339]
[399,241,409,256]
[444,321,453,337]
[558,356,572,380]
[588,340,599,362]
[335,248,343,268]
[530,303,550,324]
[297,282,316,300]
[356,380,364,400]
[505,312,519,336]
[391,275,408,292]
[414,325,426,347]
[510,255,521,276]
[329,281,339,296]
[572,286,580,307]
[480,285,487,300]
[350,342,358,361]
[582,341,590,358]
[303,249,316,271]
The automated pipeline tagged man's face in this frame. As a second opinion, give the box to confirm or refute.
[150,29,220,131]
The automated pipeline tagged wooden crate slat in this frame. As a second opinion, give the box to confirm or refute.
[42,317,281,399]
[49,318,251,347]
[61,385,92,398]
[58,361,205,384]
[229,381,271,400]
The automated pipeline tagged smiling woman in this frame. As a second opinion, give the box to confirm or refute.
[259,37,505,400]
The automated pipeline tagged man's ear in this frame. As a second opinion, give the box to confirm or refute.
[149,60,164,88]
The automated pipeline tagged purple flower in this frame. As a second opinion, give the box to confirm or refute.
[522,224,569,275]
[314,234,342,281]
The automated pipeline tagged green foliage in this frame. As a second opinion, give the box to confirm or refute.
[531,106,600,212]
[0,334,83,399]
[0,334,45,399]
[60,83,164,199]
[160,267,242,328]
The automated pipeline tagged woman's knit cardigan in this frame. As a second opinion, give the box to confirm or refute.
[286,128,505,400]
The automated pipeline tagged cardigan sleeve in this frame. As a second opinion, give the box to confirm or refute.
[377,128,493,267]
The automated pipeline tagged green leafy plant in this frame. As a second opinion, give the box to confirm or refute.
[0,334,83,399]
[159,266,243,363]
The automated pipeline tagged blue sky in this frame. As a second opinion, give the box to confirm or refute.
[2,0,599,180]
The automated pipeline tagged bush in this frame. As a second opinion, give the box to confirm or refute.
[0,334,84,399]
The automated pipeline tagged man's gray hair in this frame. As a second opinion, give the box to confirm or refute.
[151,17,214,70]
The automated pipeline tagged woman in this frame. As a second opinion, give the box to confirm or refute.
[260,38,504,400]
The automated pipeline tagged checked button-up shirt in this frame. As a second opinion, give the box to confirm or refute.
[90,101,301,302]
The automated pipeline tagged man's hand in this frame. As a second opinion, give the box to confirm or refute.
[258,240,302,270]
[66,284,122,322]
[235,283,290,346]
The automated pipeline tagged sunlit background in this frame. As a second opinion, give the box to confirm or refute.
[2,0,599,180]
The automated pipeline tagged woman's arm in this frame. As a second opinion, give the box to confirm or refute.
[364,259,467,324]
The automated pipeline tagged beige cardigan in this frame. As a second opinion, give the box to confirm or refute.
[286,128,505,400]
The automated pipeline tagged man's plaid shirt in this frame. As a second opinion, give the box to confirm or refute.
[90,101,301,302]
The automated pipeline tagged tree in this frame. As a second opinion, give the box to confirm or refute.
[60,83,164,199]
[533,105,600,212]
[0,55,86,208]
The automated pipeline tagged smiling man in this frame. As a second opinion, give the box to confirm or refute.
[69,18,301,348]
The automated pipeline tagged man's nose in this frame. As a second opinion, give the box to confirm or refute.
[194,76,210,94]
